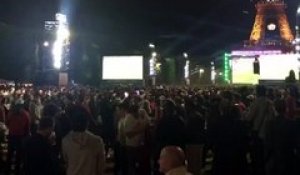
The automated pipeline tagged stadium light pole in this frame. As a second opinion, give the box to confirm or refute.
[211,61,216,85]
[199,68,205,84]
[224,53,231,83]
[149,43,157,86]
[296,6,300,52]
[183,52,190,86]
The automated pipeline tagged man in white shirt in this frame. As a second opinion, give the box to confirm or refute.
[62,105,105,175]
[159,146,192,175]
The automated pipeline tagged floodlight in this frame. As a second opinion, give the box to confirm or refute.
[183,52,188,58]
[149,43,155,49]
[152,52,157,57]
[43,41,49,47]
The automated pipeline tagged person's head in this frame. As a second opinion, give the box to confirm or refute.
[0,96,5,105]
[43,103,60,118]
[222,90,233,102]
[233,93,241,102]
[11,103,24,115]
[158,146,186,173]
[223,104,241,120]
[69,105,89,132]
[163,99,176,117]
[288,86,298,97]
[274,99,286,117]
[267,88,274,98]
[256,85,266,97]
[289,70,296,79]
[38,117,54,138]
[128,104,139,119]
[120,100,130,112]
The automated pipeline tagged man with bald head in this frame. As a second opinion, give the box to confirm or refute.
[159,146,192,175]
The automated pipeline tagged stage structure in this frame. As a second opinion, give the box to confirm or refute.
[226,0,299,85]
[40,13,70,86]
[44,13,70,71]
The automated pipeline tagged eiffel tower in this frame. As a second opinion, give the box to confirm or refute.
[249,0,294,45]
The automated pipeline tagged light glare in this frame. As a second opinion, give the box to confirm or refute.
[267,23,276,31]
[183,52,188,58]
[149,43,155,49]
[52,13,70,69]
[152,52,157,57]
[43,41,49,47]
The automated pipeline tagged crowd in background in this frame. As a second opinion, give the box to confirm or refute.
[0,84,299,175]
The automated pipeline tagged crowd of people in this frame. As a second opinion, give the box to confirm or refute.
[0,84,299,175]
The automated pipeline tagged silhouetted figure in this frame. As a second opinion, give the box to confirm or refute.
[23,117,59,175]
[6,103,30,175]
[211,105,248,175]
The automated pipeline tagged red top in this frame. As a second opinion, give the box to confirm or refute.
[285,96,296,120]
[7,110,30,136]
[236,102,246,113]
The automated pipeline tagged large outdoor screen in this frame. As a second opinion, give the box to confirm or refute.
[259,54,299,80]
[232,57,259,84]
[102,56,143,80]
[231,54,299,84]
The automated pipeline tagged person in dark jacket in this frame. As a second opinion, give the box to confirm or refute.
[23,117,59,175]
[185,97,206,175]
[211,105,248,175]
[154,99,186,175]
[43,103,71,154]
[265,98,297,175]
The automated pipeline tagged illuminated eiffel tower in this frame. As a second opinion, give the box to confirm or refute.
[249,0,294,45]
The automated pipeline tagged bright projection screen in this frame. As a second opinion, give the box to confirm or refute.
[102,56,143,80]
[259,55,299,80]
[232,54,299,84]
[232,57,259,84]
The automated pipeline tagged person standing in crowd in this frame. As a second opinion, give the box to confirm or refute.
[23,117,59,175]
[99,94,115,147]
[246,85,276,175]
[43,103,71,162]
[77,94,101,137]
[264,98,295,175]
[6,103,30,175]
[158,146,192,175]
[140,94,152,116]
[137,105,151,175]
[155,99,186,175]
[185,97,206,175]
[123,104,148,175]
[233,93,246,113]
[285,86,300,120]
[62,105,105,175]
[0,96,7,123]
[114,102,128,175]
[29,95,43,134]
[211,105,248,175]
[156,99,186,149]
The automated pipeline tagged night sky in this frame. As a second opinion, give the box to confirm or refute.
[0,0,299,59]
